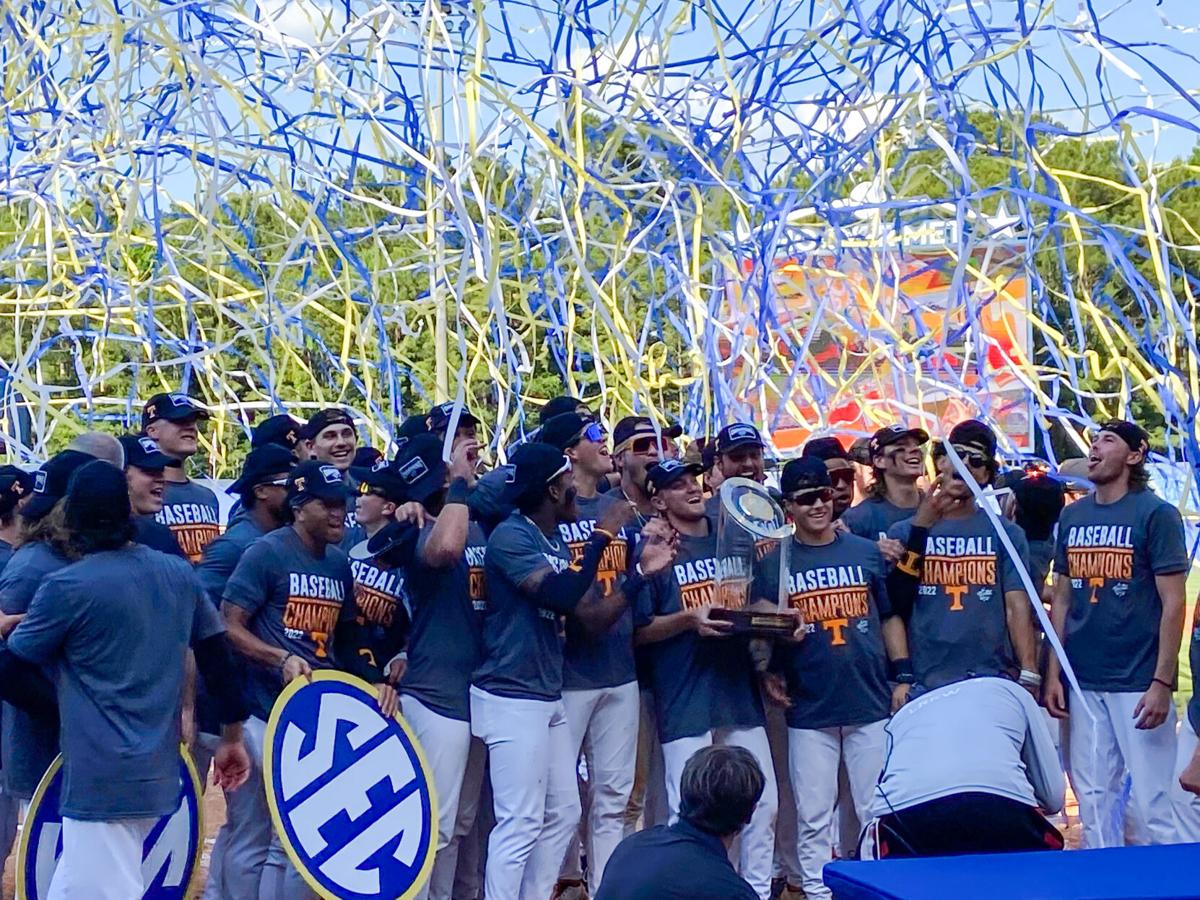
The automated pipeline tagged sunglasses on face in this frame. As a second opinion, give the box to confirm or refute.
[631,436,676,455]
[570,422,606,447]
[829,469,855,487]
[932,444,989,469]
[787,488,834,507]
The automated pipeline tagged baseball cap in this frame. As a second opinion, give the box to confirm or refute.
[715,423,765,454]
[501,442,572,504]
[780,456,833,496]
[303,408,356,442]
[252,414,303,451]
[362,520,419,565]
[23,450,97,522]
[868,424,930,458]
[947,419,998,459]
[0,466,34,517]
[227,445,296,496]
[118,435,182,472]
[539,413,599,452]
[351,459,407,503]
[1098,419,1150,454]
[392,433,448,505]
[426,402,479,436]
[141,393,209,430]
[286,460,353,507]
[1010,470,1066,541]
[848,437,872,466]
[541,396,589,425]
[64,460,131,534]
[802,436,849,462]
[612,416,683,451]
[645,458,703,495]
[353,447,384,469]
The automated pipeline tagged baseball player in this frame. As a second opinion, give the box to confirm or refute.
[703,423,767,515]
[118,434,186,557]
[252,413,305,454]
[142,392,221,563]
[0,460,251,900]
[426,401,482,445]
[757,458,909,899]
[471,442,673,900]
[197,444,295,900]
[539,413,639,895]
[840,425,928,552]
[885,420,1038,693]
[1044,419,1187,847]
[632,458,800,900]
[221,460,389,899]
[301,408,362,547]
[800,437,856,521]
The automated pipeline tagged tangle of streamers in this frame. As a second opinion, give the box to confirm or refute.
[1,0,1199,513]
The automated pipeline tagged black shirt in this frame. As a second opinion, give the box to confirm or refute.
[595,820,757,900]
[134,515,186,558]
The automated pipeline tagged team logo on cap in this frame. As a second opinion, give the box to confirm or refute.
[10,480,23,495]
[398,456,429,485]
[265,672,437,900]
[658,459,684,473]
[726,424,759,442]
[18,750,202,899]
[286,429,298,445]
[168,394,193,408]
[139,437,162,454]
[33,471,46,494]
[145,404,157,420]
[371,458,389,472]
[319,465,342,484]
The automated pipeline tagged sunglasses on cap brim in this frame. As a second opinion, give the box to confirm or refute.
[786,487,834,506]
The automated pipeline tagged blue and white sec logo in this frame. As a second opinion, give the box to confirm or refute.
[17,750,202,899]
[265,672,438,900]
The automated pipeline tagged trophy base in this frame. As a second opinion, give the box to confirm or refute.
[710,608,796,637]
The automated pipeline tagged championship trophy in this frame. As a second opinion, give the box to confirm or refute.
[710,477,795,636]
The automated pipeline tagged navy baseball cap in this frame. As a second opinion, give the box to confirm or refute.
[645,458,703,495]
[541,395,589,425]
[23,450,97,522]
[612,416,683,451]
[1098,419,1150,455]
[64,460,131,534]
[539,413,598,452]
[252,414,303,451]
[303,408,356,442]
[0,466,34,517]
[352,447,384,469]
[715,423,765,454]
[948,419,998,459]
[392,433,447,505]
[501,442,571,504]
[781,456,832,496]
[142,393,209,430]
[868,424,930,458]
[287,460,353,507]
[426,402,479,436]
[351,459,407,503]
[119,435,182,472]
[227,445,296,496]
[803,436,849,462]
[363,520,420,565]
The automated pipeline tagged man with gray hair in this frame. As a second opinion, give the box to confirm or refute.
[596,746,763,899]
[65,432,125,469]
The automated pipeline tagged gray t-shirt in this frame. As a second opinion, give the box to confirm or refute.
[843,496,919,541]
[0,542,70,798]
[8,545,223,820]
[157,479,221,563]
[1054,490,1187,692]
[889,509,1029,691]
[561,492,635,690]
[197,518,269,604]
[223,527,356,720]
[474,513,574,701]
[0,539,14,574]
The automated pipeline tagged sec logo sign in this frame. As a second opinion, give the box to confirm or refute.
[265,671,438,900]
[17,749,202,900]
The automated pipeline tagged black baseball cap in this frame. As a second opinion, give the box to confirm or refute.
[142,393,209,430]
[64,460,131,534]
[0,466,34,517]
[227,445,296,496]
[287,460,353,507]
[612,416,683,450]
[803,436,849,462]
[303,408,356,442]
[426,402,479,436]
[353,447,384,469]
[1098,419,1150,455]
[715,423,765,454]
[392,433,447,505]
[541,395,589,424]
[351,460,408,503]
[645,458,703,495]
[363,520,419,566]
[540,413,593,451]
[23,450,97,522]
[501,442,571,504]
[948,419,998,459]
[252,414,303,451]
[118,435,183,472]
[868,424,930,458]
[781,456,832,496]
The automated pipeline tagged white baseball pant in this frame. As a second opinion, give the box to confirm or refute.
[559,680,639,893]
[401,694,488,900]
[766,706,802,889]
[1173,722,1200,842]
[201,718,273,900]
[470,687,581,900]
[47,816,158,899]
[662,726,778,900]
[1068,690,1179,847]
[788,721,887,900]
